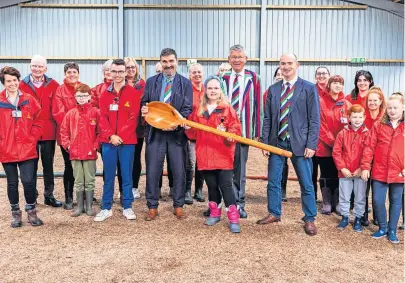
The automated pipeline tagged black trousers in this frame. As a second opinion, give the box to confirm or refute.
[3,158,37,211]
[203,169,236,208]
[312,156,319,200]
[33,140,56,198]
[318,157,339,207]
[132,138,144,189]
[60,146,74,200]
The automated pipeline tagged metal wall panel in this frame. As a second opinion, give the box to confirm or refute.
[0,5,118,57]
[124,8,261,58]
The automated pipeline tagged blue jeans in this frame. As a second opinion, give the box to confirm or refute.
[267,138,317,222]
[372,180,404,230]
[102,143,135,210]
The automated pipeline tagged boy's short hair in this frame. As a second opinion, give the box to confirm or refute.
[75,83,91,94]
[348,104,365,116]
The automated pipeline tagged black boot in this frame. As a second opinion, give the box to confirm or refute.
[185,190,193,205]
[333,188,341,215]
[11,210,22,228]
[63,185,74,210]
[320,187,332,215]
[85,190,96,216]
[27,208,44,226]
[71,190,84,217]
[203,208,210,217]
[194,188,205,202]
[44,196,63,208]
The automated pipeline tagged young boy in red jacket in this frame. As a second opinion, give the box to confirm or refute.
[333,105,369,232]
[60,84,100,217]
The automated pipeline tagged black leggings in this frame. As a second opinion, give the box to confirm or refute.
[203,170,235,207]
[318,156,339,190]
[3,159,36,210]
[60,146,74,199]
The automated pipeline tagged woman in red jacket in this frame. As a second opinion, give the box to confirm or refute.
[60,84,100,217]
[90,59,113,108]
[361,93,404,244]
[0,66,44,227]
[345,70,374,108]
[362,86,386,225]
[52,62,81,210]
[124,57,146,200]
[316,75,351,215]
[186,76,242,233]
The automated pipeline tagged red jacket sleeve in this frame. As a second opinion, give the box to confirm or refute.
[332,131,346,171]
[98,92,115,141]
[60,111,71,150]
[90,86,99,108]
[52,87,66,126]
[30,96,44,140]
[185,110,198,140]
[94,109,101,150]
[319,110,335,147]
[361,124,378,171]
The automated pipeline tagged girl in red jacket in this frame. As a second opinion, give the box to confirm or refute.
[316,75,351,215]
[361,93,404,244]
[333,105,369,232]
[0,66,44,227]
[186,76,242,233]
[60,84,100,217]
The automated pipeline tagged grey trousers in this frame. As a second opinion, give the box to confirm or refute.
[233,143,249,208]
[339,177,367,218]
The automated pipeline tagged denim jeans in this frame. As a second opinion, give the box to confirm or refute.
[267,138,317,222]
[372,180,404,230]
[101,143,135,210]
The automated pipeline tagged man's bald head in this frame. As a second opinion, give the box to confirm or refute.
[279,53,300,81]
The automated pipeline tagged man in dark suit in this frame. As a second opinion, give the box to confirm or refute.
[257,53,320,236]
[141,48,193,220]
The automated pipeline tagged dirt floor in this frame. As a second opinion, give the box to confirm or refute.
[0,145,403,283]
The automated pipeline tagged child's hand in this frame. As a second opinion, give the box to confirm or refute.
[341,168,352,178]
[227,137,235,142]
[352,168,361,177]
[361,170,370,181]
[401,169,405,177]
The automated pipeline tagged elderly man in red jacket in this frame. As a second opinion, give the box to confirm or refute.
[19,55,62,208]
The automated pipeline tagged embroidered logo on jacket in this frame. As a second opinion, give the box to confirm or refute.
[90,119,96,126]
[124,101,130,107]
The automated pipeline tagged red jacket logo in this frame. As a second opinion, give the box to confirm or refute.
[90,119,96,126]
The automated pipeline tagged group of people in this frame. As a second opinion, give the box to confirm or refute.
[0,45,403,242]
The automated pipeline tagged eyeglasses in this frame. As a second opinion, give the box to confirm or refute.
[111,70,125,75]
[126,66,136,70]
[229,56,245,61]
[316,72,329,76]
[76,95,89,99]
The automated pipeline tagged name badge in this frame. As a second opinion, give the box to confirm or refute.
[340,117,348,124]
[12,110,22,118]
[109,104,119,111]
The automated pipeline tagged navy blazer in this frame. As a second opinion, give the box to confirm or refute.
[141,72,193,144]
[262,77,320,156]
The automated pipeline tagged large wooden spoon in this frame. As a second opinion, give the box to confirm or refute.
[144,102,293,158]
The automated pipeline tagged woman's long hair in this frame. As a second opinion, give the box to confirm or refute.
[350,70,374,100]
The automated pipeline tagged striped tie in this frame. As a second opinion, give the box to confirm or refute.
[231,74,240,112]
[164,78,172,104]
[278,82,295,140]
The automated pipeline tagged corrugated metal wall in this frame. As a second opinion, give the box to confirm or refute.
[0,0,403,96]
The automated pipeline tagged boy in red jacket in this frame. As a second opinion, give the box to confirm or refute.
[60,84,100,217]
[333,105,369,232]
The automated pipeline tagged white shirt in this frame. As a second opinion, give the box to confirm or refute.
[229,68,245,115]
[282,76,298,89]
[207,104,217,115]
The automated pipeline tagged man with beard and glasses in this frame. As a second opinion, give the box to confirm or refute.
[141,48,193,221]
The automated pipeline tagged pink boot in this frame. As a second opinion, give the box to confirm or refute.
[204,202,221,226]
[227,205,241,233]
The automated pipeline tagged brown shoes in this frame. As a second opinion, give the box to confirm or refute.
[173,207,186,220]
[303,221,317,236]
[256,214,281,225]
[145,208,158,221]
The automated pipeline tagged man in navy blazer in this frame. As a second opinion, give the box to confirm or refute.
[141,48,193,221]
[257,53,320,236]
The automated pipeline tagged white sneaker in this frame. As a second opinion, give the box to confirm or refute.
[94,209,112,222]
[123,208,136,220]
[133,188,141,199]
